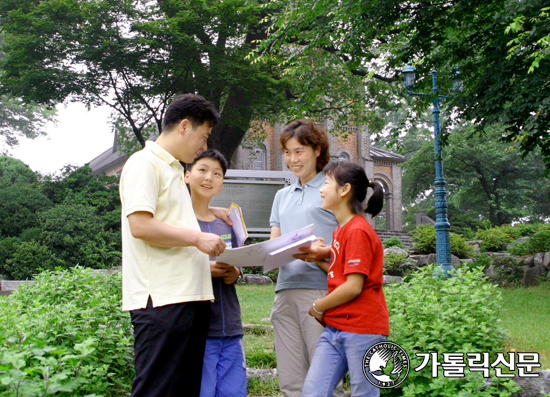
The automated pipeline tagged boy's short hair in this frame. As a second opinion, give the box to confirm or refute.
[188,149,228,176]
[162,94,220,132]
[280,119,330,172]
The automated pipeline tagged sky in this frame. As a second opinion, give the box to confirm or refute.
[4,103,115,175]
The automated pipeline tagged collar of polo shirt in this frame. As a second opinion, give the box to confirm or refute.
[290,170,325,192]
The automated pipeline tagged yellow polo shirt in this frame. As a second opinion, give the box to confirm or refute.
[119,141,213,311]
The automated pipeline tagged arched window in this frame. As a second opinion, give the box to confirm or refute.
[338,152,350,162]
[254,146,266,170]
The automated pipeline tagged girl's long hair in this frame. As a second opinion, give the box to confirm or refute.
[323,161,384,217]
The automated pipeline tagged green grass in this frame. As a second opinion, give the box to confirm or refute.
[237,284,276,324]
[237,284,280,395]
[498,283,550,369]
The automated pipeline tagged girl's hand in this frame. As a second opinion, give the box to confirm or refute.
[293,237,330,262]
[308,305,326,327]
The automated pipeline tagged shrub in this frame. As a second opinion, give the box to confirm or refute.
[508,227,550,256]
[383,266,518,396]
[383,236,405,249]
[450,233,475,258]
[412,225,474,258]
[0,237,20,276]
[512,222,546,238]
[0,268,133,396]
[475,228,512,252]
[411,225,436,254]
[5,241,64,280]
[490,256,525,287]
[383,252,409,277]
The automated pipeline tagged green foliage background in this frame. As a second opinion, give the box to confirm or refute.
[0,156,121,279]
[0,268,133,396]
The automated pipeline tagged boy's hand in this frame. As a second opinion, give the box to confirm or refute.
[211,261,231,277]
[293,237,330,262]
[197,232,226,257]
[209,207,233,226]
[222,266,240,285]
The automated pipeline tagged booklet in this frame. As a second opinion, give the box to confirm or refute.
[227,203,248,248]
[216,224,316,273]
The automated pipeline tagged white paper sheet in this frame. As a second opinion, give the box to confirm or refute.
[227,203,248,248]
[216,224,315,271]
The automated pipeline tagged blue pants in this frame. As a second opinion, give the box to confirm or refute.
[302,326,387,397]
[200,335,247,397]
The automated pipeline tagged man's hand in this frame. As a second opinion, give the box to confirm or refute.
[293,237,331,262]
[210,261,231,278]
[197,232,226,257]
[222,266,240,285]
[209,207,233,226]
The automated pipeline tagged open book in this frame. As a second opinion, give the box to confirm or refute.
[226,203,248,248]
[216,224,316,272]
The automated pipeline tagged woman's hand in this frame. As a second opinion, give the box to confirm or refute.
[293,237,331,262]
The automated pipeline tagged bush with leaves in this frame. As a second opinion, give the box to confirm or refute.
[411,225,474,258]
[508,226,550,256]
[475,228,513,252]
[383,236,405,249]
[5,241,64,280]
[382,266,518,396]
[0,267,133,396]
[383,252,409,277]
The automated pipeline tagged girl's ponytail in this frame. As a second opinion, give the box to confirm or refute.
[323,161,385,217]
[365,179,384,217]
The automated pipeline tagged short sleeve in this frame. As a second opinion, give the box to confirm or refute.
[342,229,375,278]
[269,190,282,228]
[121,157,160,218]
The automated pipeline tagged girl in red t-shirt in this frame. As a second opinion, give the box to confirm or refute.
[302,161,390,397]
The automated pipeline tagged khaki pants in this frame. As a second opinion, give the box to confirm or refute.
[271,289,344,397]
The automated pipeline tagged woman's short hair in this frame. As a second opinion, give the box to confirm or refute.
[279,119,330,172]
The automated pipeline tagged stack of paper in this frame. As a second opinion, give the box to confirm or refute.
[216,224,316,272]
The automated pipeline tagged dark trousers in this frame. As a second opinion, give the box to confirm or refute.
[130,297,211,397]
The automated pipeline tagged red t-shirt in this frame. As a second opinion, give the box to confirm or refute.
[323,215,390,335]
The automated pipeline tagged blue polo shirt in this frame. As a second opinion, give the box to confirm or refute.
[270,171,339,291]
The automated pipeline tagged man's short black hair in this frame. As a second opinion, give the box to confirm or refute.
[162,94,220,132]
[188,149,228,176]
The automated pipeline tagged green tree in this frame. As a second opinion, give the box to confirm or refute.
[0,0,291,162]
[259,0,550,171]
[401,123,550,226]
[0,155,37,187]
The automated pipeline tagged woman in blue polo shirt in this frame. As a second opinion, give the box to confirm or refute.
[269,119,339,397]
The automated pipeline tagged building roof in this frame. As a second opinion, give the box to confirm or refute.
[88,143,407,174]
[370,146,407,163]
[87,146,127,173]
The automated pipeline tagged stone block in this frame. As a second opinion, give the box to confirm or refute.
[523,266,544,287]
[412,255,429,267]
[427,253,437,265]
[511,369,550,397]
[543,252,550,268]
[1,280,36,291]
[384,247,408,256]
[534,253,544,267]
[507,236,530,250]
[523,256,535,267]
[451,255,462,266]
[243,274,273,285]
[383,275,403,286]
[467,240,482,254]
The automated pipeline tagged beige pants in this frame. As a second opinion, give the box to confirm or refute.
[271,289,344,397]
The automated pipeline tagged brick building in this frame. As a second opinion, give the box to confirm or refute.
[89,121,406,231]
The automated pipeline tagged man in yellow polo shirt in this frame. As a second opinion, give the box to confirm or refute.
[119,94,226,397]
